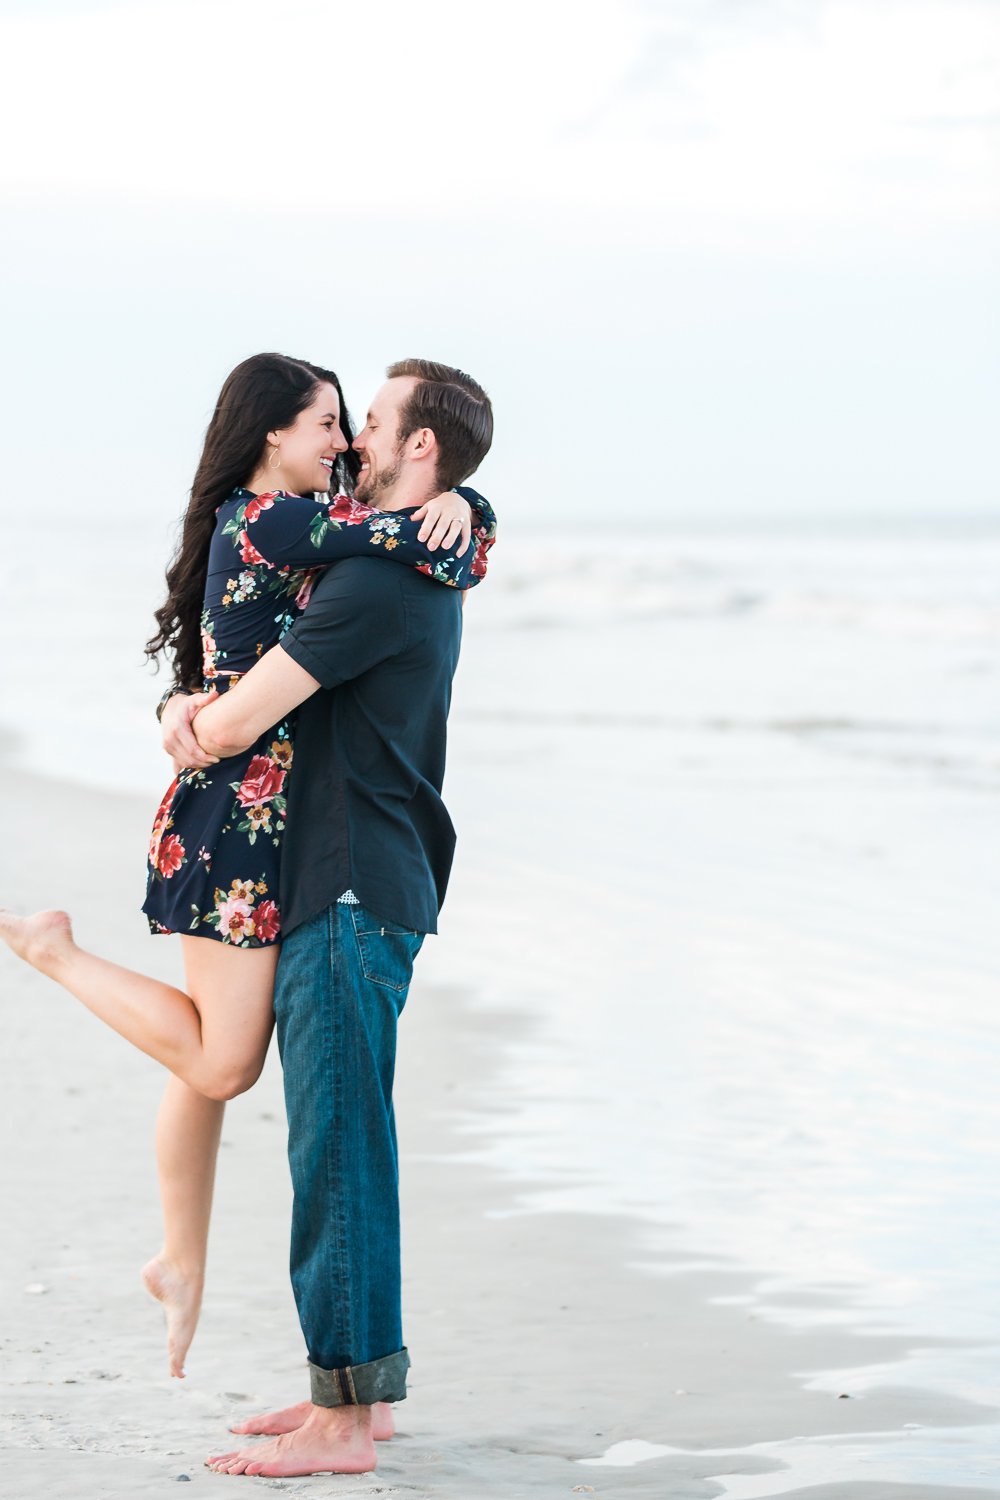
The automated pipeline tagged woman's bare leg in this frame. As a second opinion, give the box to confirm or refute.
[0,910,277,1099]
[142,1076,225,1377]
[0,910,279,1375]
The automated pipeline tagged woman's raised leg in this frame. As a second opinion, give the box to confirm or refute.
[0,911,278,1099]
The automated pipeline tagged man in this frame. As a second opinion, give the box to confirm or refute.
[160,359,494,1477]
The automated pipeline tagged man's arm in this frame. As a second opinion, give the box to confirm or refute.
[277,559,407,693]
[161,562,408,765]
[191,648,322,760]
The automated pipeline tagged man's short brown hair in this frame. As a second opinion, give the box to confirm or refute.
[387,358,493,491]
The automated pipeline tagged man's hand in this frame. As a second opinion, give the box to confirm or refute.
[161,689,219,770]
[410,492,472,556]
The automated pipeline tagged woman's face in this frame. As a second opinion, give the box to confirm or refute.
[272,382,349,494]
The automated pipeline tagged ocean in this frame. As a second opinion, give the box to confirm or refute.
[3,511,999,1488]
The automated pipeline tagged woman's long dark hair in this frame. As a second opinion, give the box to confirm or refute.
[146,352,361,689]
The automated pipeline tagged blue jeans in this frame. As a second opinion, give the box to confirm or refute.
[274,901,424,1406]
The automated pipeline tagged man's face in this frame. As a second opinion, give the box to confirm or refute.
[353,377,420,504]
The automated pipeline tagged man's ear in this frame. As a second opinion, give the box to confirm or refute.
[406,427,438,464]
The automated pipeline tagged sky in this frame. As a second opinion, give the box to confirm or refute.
[0,0,997,527]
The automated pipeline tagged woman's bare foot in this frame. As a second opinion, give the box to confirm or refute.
[231,1399,394,1441]
[0,909,75,973]
[141,1253,204,1379]
[209,1403,376,1476]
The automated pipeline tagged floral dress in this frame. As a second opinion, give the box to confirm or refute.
[143,485,496,946]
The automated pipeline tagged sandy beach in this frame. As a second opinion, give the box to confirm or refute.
[3,770,997,1500]
[3,526,1000,1497]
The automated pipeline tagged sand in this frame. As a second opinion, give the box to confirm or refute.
[1,768,998,1500]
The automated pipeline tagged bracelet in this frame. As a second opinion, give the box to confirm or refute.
[155,684,189,723]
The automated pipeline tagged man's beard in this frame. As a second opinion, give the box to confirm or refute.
[356,449,403,505]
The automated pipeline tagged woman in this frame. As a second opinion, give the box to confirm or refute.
[0,353,495,1387]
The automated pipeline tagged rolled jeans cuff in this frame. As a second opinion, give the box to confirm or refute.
[309,1347,410,1407]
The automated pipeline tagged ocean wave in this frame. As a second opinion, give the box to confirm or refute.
[471,535,1000,637]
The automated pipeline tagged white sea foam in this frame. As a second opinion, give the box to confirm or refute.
[579,1428,1000,1492]
[578,1438,679,1466]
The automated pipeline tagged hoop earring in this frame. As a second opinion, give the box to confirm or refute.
[269,447,281,470]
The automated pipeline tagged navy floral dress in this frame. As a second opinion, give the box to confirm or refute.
[143,485,496,946]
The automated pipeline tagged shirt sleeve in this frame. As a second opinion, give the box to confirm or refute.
[453,485,497,591]
[279,561,407,690]
[244,491,485,590]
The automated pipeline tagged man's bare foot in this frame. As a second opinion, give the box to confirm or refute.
[141,1253,204,1379]
[208,1403,376,1476]
[230,1399,394,1441]
[0,909,75,974]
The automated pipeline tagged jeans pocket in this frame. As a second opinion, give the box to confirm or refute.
[350,907,425,992]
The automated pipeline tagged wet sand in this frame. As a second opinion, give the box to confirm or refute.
[2,770,998,1498]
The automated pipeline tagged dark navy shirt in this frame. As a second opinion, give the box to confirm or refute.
[278,557,464,936]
